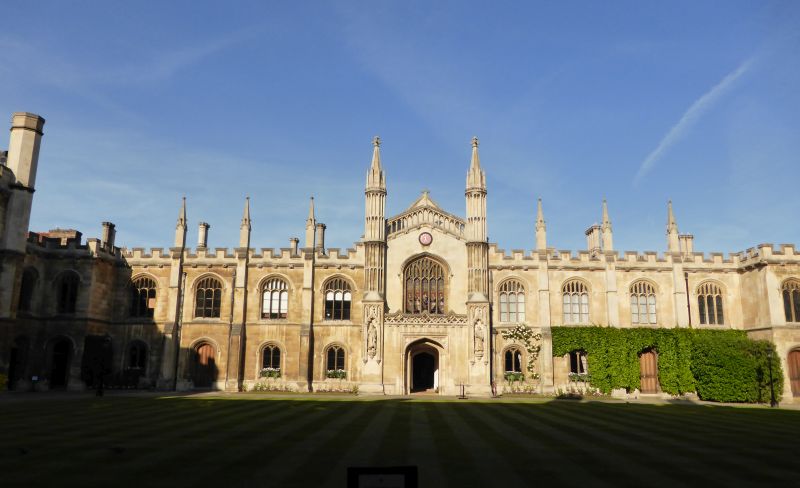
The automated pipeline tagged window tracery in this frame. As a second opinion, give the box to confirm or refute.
[783,279,800,323]
[130,276,157,318]
[324,278,352,320]
[262,278,288,319]
[404,256,446,314]
[562,280,589,324]
[697,282,725,325]
[499,280,525,323]
[195,276,222,318]
[630,281,657,325]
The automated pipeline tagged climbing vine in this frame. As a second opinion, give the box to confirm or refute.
[501,324,542,380]
[551,326,783,403]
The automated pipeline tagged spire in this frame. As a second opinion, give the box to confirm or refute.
[174,196,187,248]
[601,199,611,229]
[241,197,251,227]
[466,136,486,190]
[366,135,385,190]
[601,199,613,251]
[239,196,251,248]
[535,198,547,251]
[305,196,316,248]
[666,200,680,252]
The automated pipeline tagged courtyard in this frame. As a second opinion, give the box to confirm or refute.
[1,393,798,487]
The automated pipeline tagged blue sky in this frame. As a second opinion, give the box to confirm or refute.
[2,1,798,254]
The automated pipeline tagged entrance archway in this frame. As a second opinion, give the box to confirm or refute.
[192,342,217,388]
[639,349,659,394]
[405,339,441,394]
[50,339,72,388]
[788,349,800,397]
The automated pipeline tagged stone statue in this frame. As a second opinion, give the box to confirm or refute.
[474,319,485,356]
[367,319,377,359]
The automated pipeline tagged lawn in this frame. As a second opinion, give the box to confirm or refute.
[1,393,798,487]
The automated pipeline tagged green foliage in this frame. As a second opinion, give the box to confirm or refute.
[552,327,783,403]
[0,373,7,391]
[500,324,542,379]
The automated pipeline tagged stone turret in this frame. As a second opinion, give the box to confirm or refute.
[465,136,488,298]
[239,197,251,249]
[667,200,680,253]
[536,198,547,251]
[364,136,386,296]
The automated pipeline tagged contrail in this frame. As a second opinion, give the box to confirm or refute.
[633,58,753,185]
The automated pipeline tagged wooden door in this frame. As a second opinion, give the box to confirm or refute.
[640,350,658,394]
[193,343,216,388]
[789,350,800,397]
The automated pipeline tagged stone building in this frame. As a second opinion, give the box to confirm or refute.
[1,112,799,399]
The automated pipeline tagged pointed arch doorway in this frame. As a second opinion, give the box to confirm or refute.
[405,339,442,394]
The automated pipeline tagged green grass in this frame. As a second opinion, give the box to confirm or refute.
[1,393,798,487]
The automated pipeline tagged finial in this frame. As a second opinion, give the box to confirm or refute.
[373,136,381,147]
[471,136,479,148]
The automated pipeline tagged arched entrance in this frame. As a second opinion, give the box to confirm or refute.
[50,339,72,388]
[406,339,441,394]
[788,349,800,397]
[639,349,659,394]
[192,342,217,388]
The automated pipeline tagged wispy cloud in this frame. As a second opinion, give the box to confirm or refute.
[633,57,754,185]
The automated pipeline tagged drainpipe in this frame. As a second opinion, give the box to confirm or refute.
[684,271,692,328]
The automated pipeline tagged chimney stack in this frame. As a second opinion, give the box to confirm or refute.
[315,223,326,252]
[585,224,602,257]
[101,221,116,251]
[289,237,299,256]
[7,112,45,189]
[198,222,210,248]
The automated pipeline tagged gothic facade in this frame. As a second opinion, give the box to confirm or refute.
[2,112,800,399]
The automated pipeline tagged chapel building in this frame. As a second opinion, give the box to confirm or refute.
[1,112,800,398]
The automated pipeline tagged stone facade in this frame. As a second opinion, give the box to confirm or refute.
[1,112,800,400]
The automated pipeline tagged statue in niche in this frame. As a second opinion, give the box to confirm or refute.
[474,318,485,356]
[367,319,377,359]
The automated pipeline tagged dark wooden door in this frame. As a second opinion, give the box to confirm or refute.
[50,340,71,388]
[412,352,435,392]
[640,350,658,394]
[789,350,800,397]
[193,343,216,388]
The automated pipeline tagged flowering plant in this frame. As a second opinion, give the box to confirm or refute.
[500,324,542,379]
[326,369,346,379]
[259,367,281,378]
[504,371,524,382]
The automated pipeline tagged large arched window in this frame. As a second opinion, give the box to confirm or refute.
[325,345,346,378]
[562,280,589,324]
[262,278,288,319]
[499,280,525,323]
[261,344,281,378]
[630,281,657,325]
[324,278,352,320]
[783,279,800,323]
[504,347,523,373]
[18,268,37,312]
[127,341,148,370]
[56,271,80,314]
[130,276,157,318]
[194,276,222,318]
[697,282,725,325]
[404,256,446,314]
[569,350,588,375]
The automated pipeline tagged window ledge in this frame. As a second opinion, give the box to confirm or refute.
[320,320,354,326]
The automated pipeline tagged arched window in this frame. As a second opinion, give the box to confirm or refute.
[499,280,525,323]
[403,256,446,314]
[261,344,281,378]
[697,282,725,325]
[569,350,588,375]
[18,268,37,312]
[630,281,657,325]
[194,276,222,318]
[323,278,352,320]
[504,347,523,373]
[262,278,288,319]
[56,271,80,314]
[783,279,800,323]
[326,345,346,378]
[562,280,589,324]
[130,276,157,318]
[127,341,147,370]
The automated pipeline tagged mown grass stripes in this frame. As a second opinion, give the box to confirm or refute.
[1,394,798,488]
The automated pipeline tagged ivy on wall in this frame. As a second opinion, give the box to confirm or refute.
[551,327,783,403]
[501,324,542,379]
